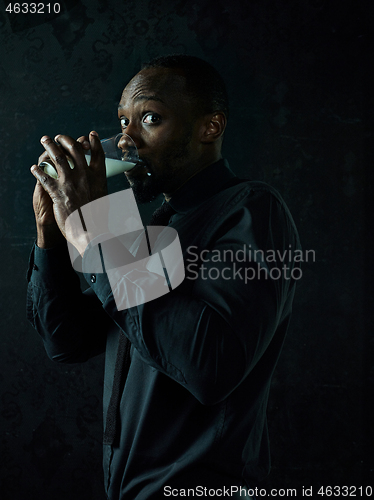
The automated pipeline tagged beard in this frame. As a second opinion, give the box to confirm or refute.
[130,129,193,204]
[130,173,167,204]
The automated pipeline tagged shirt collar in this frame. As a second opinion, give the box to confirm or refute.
[168,158,237,214]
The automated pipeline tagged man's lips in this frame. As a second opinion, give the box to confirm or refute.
[125,159,151,177]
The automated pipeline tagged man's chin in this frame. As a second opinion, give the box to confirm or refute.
[130,177,163,204]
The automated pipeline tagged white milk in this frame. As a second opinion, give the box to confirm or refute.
[40,156,136,179]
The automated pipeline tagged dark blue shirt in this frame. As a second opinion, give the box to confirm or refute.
[27,159,301,499]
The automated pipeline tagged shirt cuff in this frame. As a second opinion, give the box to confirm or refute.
[81,235,117,304]
[83,269,112,304]
[27,241,79,289]
[81,233,139,305]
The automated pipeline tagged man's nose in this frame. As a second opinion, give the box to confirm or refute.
[117,132,140,159]
[121,122,142,150]
[118,134,134,149]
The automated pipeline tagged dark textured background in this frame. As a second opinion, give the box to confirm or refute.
[0,0,372,498]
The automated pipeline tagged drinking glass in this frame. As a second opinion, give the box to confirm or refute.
[39,133,139,179]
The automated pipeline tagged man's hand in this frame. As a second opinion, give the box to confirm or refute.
[32,177,65,249]
[31,131,107,251]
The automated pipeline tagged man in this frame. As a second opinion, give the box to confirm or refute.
[27,55,301,499]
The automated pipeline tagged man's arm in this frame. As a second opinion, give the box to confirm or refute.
[27,240,112,363]
[27,133,111,362]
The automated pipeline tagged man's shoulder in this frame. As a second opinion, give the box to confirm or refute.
[225,177,285,198]
[208,177,290,216]
[206,177,300,244]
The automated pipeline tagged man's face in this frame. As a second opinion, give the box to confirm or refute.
[117,67,205,203]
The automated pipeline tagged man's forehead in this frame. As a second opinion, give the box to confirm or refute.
[119,68,189,107]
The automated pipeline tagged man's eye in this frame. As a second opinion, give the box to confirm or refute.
[143,113,161,125]
[120,118,129,128]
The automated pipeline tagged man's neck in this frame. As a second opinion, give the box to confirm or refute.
[163,155,223,201]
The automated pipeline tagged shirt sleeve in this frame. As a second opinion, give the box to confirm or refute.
[26,241,112,363]
[84,188,300,405]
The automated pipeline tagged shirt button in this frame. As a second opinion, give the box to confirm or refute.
[90,274,96,283]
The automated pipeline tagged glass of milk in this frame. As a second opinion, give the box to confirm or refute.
[40,133,139,179]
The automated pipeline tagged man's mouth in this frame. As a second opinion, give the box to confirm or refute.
[125,158,152,178]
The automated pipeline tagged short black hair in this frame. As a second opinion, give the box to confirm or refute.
[141,54,229,119]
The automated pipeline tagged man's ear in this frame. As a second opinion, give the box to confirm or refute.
[200,112,227,144]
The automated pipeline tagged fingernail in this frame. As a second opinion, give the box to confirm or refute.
[90,131,99,137]
[41,136,49,143]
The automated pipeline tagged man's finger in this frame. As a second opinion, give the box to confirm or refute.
[38,151,51,164]
[40,135,72,177]
[53,134,87,173]
[88,131,105,171]
[77,136,91,150]
[30,164,57,194]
